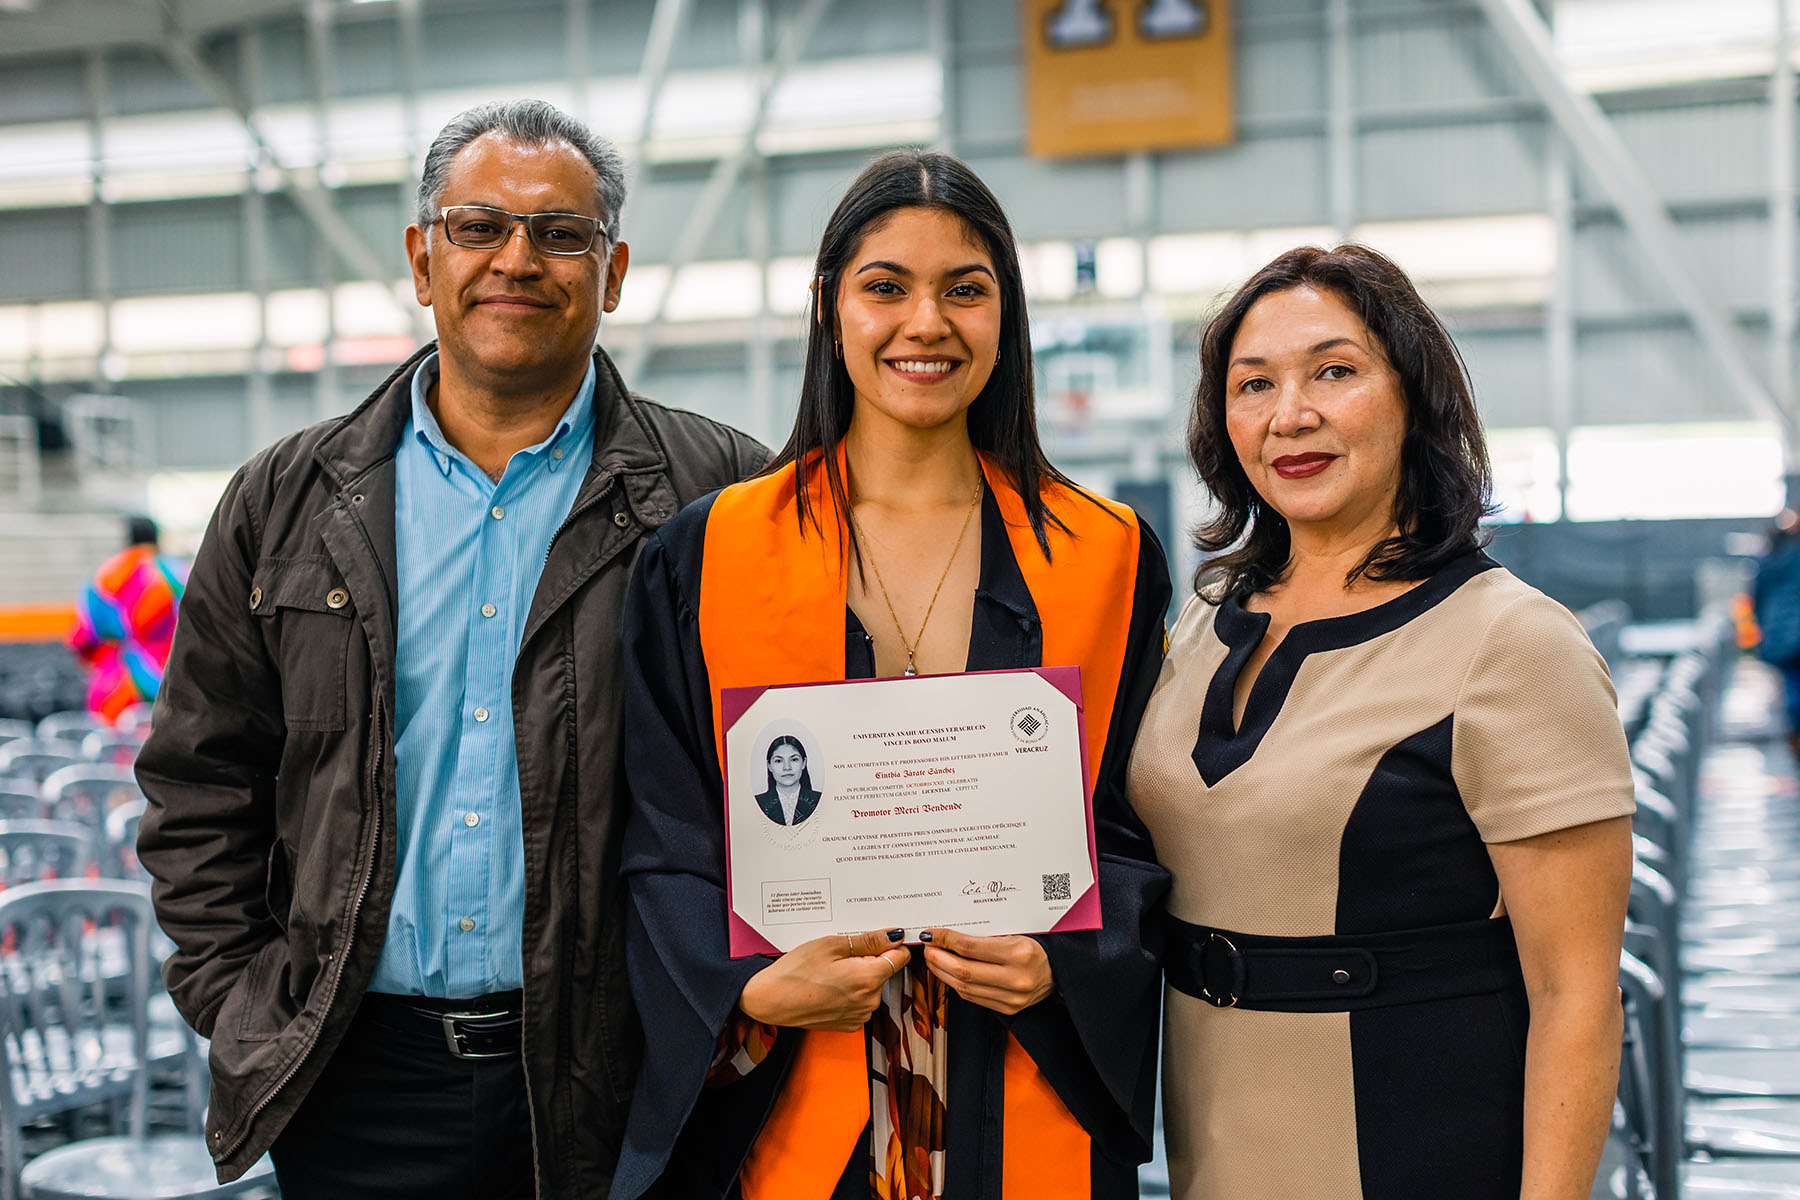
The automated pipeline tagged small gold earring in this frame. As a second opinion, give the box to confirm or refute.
[834,339,843,359]
[994,348,1001,365]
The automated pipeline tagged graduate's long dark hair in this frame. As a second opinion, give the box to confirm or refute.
[761,735,816,799]
[765,148,1080,559]
[1190,244,1493,598]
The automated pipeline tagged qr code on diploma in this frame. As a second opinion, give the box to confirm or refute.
[1042,872,1071,901]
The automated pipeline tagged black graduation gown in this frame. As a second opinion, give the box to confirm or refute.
[612,489,1173,1200]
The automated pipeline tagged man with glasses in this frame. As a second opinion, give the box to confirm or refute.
[137,100,767,1199]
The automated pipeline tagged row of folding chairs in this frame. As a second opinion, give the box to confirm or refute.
[1613,608,1800,1197]
[0,879,271,1198]
[0,764,147,886]
[0,707,148,890]
[0,709,150,775]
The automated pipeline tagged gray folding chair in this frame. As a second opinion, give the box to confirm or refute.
[32,715,103,756]
[110,707,153,739]
[1688,1051,1800,1100]
[41,767,142,829]
[0,746,78,789]
[0,880,272,1200]
[101,803,146,882]
[1690,1098,1800,1157]
[0,725,35,752]
[1616,949,1672,1200]
[0,793,46,823]
[79,730,146,769]
[0,823,94,887]
[1683,1157,1800,1194]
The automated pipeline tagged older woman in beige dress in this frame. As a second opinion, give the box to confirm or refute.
[1128,245,1634,1200]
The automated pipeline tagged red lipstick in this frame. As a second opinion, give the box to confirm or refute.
[1272,453,1336,480]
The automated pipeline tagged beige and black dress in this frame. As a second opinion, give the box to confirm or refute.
[1128,551,1635,1199]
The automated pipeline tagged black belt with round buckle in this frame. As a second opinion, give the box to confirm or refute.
[1163,915,1523,1013]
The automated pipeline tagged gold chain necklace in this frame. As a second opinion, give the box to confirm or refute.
[849,481,984,677]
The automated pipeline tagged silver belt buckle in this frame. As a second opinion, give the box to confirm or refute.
[441,1009,514,1060]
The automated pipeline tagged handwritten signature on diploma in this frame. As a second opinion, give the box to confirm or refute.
[962,880,1021,897]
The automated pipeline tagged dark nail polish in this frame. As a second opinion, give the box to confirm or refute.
[919,930,934,943]
[887,928,904,942]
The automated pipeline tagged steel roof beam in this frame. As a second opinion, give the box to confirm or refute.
[1476,0,1793,453]
[621,0,833,384]
[157,13,399,293]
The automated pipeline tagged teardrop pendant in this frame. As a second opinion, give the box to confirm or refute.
[904,656,918,678]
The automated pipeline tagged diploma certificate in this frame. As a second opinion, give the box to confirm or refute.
[721,667,1099,956]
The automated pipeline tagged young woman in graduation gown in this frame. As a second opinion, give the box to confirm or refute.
[612,149,1172,1200]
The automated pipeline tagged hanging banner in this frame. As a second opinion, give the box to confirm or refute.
[1022,0,1235,159]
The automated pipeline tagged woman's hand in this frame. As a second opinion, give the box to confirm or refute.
[920,928,1054,1015]
[738,928,909,1032]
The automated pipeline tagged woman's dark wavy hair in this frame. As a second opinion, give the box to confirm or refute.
[765,147,1080,558]
[1189,243,1493,598]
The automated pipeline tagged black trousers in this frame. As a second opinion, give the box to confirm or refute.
[268,995,534,1200]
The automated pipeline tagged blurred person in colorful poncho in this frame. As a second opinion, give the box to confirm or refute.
[69,515,189,722]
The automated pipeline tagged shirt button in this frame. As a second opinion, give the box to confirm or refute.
[552,448,564,460]
[481,603,497,618]
[459,917,476,932]
[491,505,505,520]
[464,811,480,827]
[473,707,489,723]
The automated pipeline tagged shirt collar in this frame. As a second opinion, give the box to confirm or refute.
[409,350,598,478]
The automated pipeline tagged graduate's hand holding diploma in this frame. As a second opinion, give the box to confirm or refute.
[919,928,1053,1015]
[738,928,911,1032]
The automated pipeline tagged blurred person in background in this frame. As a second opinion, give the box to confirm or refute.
[1128,245,1635,1199]
[135,99,766,1199]
[1753,507,1800,757]
[615,149,1170,1200]
[69,514,188,723]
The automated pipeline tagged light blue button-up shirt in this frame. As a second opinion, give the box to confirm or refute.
[370,351,596,998]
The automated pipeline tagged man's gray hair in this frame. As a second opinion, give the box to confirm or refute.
[416,99,627,248]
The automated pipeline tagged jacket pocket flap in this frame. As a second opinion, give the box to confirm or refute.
[250,557,353,618]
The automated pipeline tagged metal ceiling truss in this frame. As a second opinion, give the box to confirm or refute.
[1476,0,1794,456]
[156,4,402,301]
[620,0,836,383]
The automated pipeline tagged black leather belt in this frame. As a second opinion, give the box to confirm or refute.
[358,991,524,1060]
[1164,915,1524,1012]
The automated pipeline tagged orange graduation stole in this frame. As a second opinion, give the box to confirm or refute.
[696,448,1140,1200]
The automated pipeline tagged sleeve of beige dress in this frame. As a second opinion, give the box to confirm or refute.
[1449,588,1638,843]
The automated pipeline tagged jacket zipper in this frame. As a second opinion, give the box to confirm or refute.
[543,481,613,567]
[504,479,618,1198]
[517,491,608,1197]
[216,690,385,1164]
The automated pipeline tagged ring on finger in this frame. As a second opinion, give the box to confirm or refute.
[886,956,900,979]
[846,933,854,955]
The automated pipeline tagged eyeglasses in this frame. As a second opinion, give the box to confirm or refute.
[437,205,607,256]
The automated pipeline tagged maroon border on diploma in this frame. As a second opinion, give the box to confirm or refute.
[721,665,1099,958]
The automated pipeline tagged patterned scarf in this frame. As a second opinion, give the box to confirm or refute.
[868,963,949,1200]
